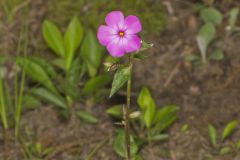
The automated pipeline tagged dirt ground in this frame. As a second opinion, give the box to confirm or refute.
[1,0,240,160]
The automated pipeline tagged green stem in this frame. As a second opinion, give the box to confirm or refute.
[0,78,9,153]
[124,54,134,160]
[15,16,28,139]
[147,129,152,144]
[0,79,8,129]
[84,136,110,160]
[15,67,26,138]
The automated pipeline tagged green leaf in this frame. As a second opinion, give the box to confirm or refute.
[196,36,207,63]
[42,20,65,57]
[184,54,200,62]
[0,55,8,65]
[148,134,169,141]
[181,124,189,133]
[17,58,57,94]
[113,130,138,158]
[137,87,153,110]
[68,58,82,84]
[76,111,98,124]
[42,147,53,157]
[82,74,111,95]
[208,124,217,147]
[209,49,224,61]
[133,155,143,160]
[192,3,205,12]
[32,88,68,109]
[222,120,238,141]
[154,105,179,133]
[80,30,103,77]
[197,23,216,63]
[198,23,216,45]
[52,58,65,70]
[133,53,149,61]
[29,56,57,78]
[200,8,223,26]
[144,100,156,128]
[22,95,41,110]
[219,146,231,155]
[229,8,239,29]
[64,16,83,71]
[106,105,122,118]
[64,58,82,99]
[3,82,13,113]
[138,40,154,52]
[236,140,240,150]
[110,67,130,98]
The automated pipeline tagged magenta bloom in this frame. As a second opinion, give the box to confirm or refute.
[97,11,142,57]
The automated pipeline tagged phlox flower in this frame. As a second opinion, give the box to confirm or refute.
[97,11,142,57]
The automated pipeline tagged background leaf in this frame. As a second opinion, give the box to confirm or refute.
[198,23,216,45]
[144,100,156,128]
[32,88,68,109]
[184,54,200,62]
[52,58,65,70]
[76,111,98,124]
[208,49,224,61]
[153,105,178,133]
[110,67,130,98]
[64,16,83,71]
[80,30,103,77]
[17,58,57,94]
[236,140,240,150]
[208,124,217,147]
[22,95,41,110]
[42,20,65,57]
[200,8,223,26]
[82,74,111,95]
[106,105,123,118]
[64,58,82,99]
[113,130,138,158]
[29,56,58,78]
[137,87,153,110]
[197,23,215,63]
[148,134,169,141]
[222,120,238,141]
[219,146,231,155]
[229,8,239,29]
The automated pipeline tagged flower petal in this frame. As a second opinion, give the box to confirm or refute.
[107,38,125,57]
[97,25,116,46]
[124,35,141,52]
[105,11,124,28]
[125,15,142,34]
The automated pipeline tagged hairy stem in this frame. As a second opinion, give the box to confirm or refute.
[124,54,134,160]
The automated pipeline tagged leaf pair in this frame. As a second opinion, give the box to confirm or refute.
[17,58,58,94]
[197,7,224,63]
[42,16,83,71]
[208,120,238,148]
[137,87,178,131]
[17,57,69,109]
[113,130,138,159]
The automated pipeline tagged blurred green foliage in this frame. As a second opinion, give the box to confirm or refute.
[1,0,21,21]
[47,0,166,35]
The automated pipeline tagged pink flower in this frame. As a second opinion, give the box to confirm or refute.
[97,11,142,57]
